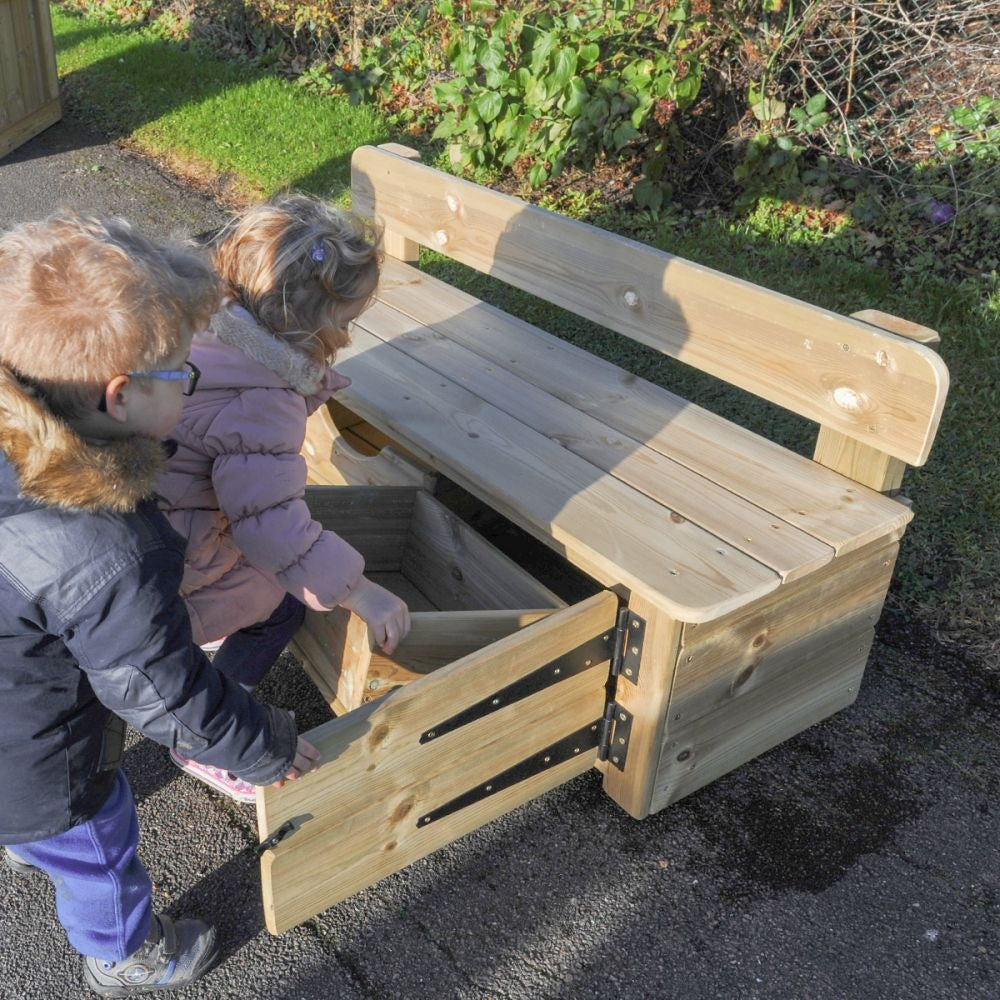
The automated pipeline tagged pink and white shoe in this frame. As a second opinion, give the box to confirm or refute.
[169,749,257,803]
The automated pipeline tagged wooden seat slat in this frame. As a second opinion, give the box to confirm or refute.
[334,328,781,621]
[374,260,911,557]
[353,298,835,584]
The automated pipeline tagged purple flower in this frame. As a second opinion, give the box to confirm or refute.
[927,199,956,224]
[310,241,325,262]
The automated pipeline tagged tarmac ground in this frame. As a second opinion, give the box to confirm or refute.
[0,115,997,1000]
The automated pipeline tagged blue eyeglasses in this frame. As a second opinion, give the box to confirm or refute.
[97,361,201,411]
[127,360,201,395]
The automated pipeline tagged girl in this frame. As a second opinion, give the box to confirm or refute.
[158,194,410,801]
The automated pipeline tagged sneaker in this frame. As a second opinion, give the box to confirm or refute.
[168,749,257,804]
[4,847,39,877]
[83,912,218,996]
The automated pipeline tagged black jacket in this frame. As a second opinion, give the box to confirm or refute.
[0,369,297,842]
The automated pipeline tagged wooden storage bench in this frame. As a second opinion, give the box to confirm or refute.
[256,143,949,935]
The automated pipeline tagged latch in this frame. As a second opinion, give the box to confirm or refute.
[256,819,296,858]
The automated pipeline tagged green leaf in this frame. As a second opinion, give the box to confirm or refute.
[578,43,600,68]
[634,178,664,212]
[432,116,460,140]
[530,32,557,76]
[612,122,639,150]
[805,92,827,116]
[548,48,577,94]
[528,162,548,187]
[562,77,589,118]
[751,97,786,123]
[475,90,503,124]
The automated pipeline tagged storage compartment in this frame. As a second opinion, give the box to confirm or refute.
[291,485,567,714]
[261,485,621,933]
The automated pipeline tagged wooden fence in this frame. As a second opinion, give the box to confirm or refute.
[1,0,61,159]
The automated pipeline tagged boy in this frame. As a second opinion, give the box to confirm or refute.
[0,212,319,996]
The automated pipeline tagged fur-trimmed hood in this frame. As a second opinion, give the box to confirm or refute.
[0,367,166,513]
[206,302,350,396]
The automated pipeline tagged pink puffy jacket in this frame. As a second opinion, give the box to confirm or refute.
[157,303,365,645]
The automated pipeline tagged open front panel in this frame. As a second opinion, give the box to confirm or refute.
[258,590,619,934]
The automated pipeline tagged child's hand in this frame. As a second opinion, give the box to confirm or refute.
[271,736,321,788]
[339,577,411,654]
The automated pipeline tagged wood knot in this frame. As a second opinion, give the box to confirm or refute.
[732,664,756,691]
[391,797,415,823]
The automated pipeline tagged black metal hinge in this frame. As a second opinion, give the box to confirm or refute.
[611,607,645,683]
[414,605,644,827]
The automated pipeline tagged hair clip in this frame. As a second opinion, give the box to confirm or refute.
[310,241,325,263]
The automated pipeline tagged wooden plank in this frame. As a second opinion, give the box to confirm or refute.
[667,539,898,728]
[813,310,942,491]
[373,259,912,557]
[647,538,899,811]
[292,606,373,714]
[303,402,434,489]
[651,626,872,808]
[302,485,415,571]
[403,491,565,612]
[31,0,60,101]
[375,142,421,264]
[258,591,619,934]
[367,609,555,674]
[333,327,783,621]
[852,309,941,348]
[352,145,948,466]
[366,571,437,612]
[356,294,835,583]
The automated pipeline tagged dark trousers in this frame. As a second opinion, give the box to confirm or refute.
[210,592,306,688]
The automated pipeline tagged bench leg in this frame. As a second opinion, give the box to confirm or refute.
[599,597,683,819]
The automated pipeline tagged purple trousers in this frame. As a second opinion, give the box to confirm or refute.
[10,769,151,961]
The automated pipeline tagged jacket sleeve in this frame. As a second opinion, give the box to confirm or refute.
[63,545,297,785]
[202,387,365,610]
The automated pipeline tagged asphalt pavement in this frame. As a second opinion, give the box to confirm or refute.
[0,114,997,1000]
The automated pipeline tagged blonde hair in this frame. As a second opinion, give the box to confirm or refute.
[212,194,382,363]
[0,212,220,416]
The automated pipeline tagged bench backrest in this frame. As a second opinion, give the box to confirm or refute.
[351,144,948,468]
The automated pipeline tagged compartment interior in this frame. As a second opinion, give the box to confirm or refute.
[292,485,572,714]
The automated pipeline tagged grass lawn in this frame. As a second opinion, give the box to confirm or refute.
[49,5,999,670]
[52,5,389,201]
